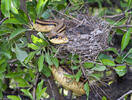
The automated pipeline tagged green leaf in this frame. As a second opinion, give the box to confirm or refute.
[6,72,23,78]
[125,57,132,65]
[11,0,20,9]
[0,73,4,80]
[21,89,33,100]
[28,43,40,50]
[9,28,27,40]
[45,53,53,65]
[56,1,67,10]
[0,90,3,99]
[38,54,44,72]
[0,80,3,89]
[0,58,6,65]
[127,48,132,55]
[0,50,12,59]
[24,51,36,64]
[37,87,47,100]
[14,45,28,62]
[114,66,127,77]
[91,64,106,71]
[84,82,89,100]
[42,65,51,77]
[3,18,24,24]
[0,61,6,73]
[36,0,49,17]
[14,78,30,87]
[64,74,75,79]
[101,59,116,66]
[51,57,59,68]
[97,0,102,8]
[122,48,132,61]
[75,70,82,82]
[90,73,103,80]
[121,28,132,51]
[116,29,124,35]
[71,66,79,70]
[26,1,36,20]
[31,35,48,47]
[128,0,132,9]
[36,80,44,100]
[10,0,19,14]
[41,9,51,19]
[7,95,21,100]
[13,10,29,24]
[102,96,107,100]
[115,56,123,63]
[1,0,11,17]
[36,80,43,96]
[104,48,119,56]
[83,62,94,68]
[98,54,114,61]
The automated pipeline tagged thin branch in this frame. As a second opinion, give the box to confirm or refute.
[8,59,17,63]
[112,24,132,29]
[32,73,39,100]
[0,17,8,25]
[103,13,125,19]
[117,90,132,100]
[103,8,132,19]
[47,79,55,99]
[53,10,81,23]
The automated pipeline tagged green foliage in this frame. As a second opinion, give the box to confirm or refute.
[36,80,47,100]
[38,53,45,72]
[91,64,106,72]
[83,62,94,68]
[7,95,21,100]
[21,89,33,100]
[51,56,59,68]
[45,52,53,65]
[1,0,11,17]
[42,65,51,77]
[0,0,132,99]
[3,18,25,25]
[114,66,127,77]
[21,80,47,100]
[9,28,27,40]
[128,0,132,9]
[84,82,89,100]
[101,59,116,66]
[31,35,48,47]
[102,96,107,100]
[12,44,28,62]
[36,0,49,18]
[121,28,132,51]
[104,48,120,56]
[75,70,82,82]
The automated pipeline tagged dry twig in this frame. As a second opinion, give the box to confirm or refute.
[117,90,132,100]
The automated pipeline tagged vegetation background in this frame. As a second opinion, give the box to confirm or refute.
[0,0,132,100]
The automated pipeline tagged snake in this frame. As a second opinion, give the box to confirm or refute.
[32,19,86,96]
[33,19,69,44]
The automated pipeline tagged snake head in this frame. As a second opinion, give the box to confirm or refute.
[49,33,69,44]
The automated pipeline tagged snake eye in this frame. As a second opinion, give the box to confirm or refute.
[50,35,59,39]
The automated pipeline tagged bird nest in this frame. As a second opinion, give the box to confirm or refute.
[55,14,110,62]
[51,14,111,96]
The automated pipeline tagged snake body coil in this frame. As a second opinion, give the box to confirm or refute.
[51,66,85,96]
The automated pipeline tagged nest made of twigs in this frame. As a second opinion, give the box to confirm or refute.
[55,14,110,62]
[51,14,111,96]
